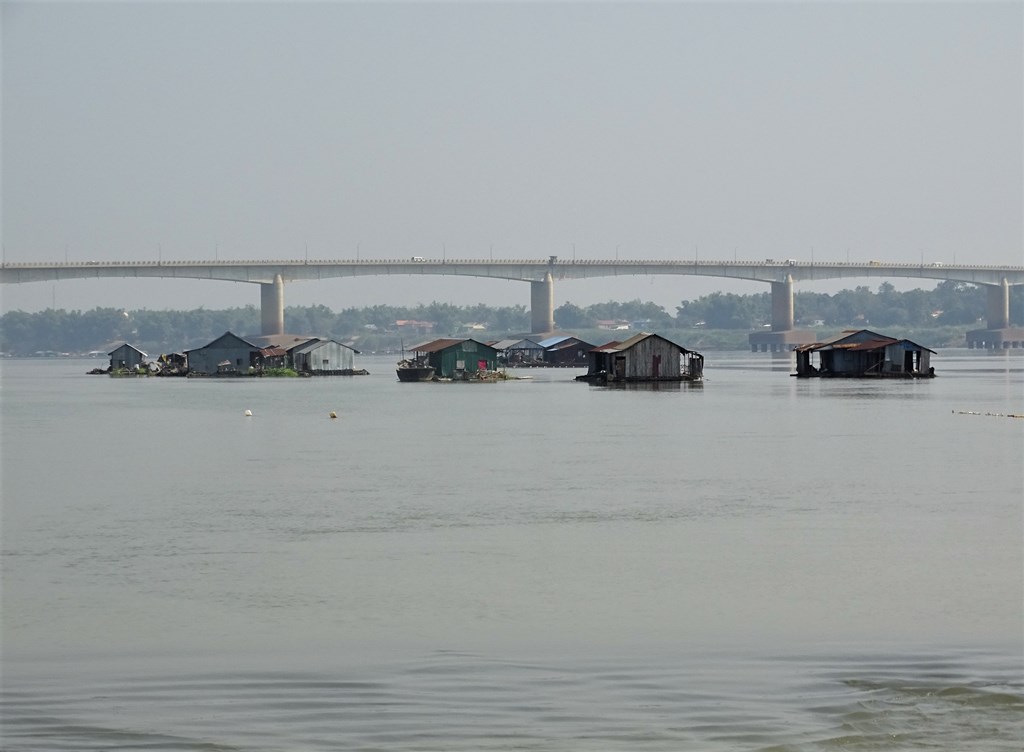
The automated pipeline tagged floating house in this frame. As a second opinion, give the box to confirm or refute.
[250,335,361,375]
[794,329,935,378]
[577,332,704,384]
[536,335,594,367]
[492,338,545,366]
[108,343,147,371]
[407,338,499,379]
[290,338,360,374]
[184,331,260,376]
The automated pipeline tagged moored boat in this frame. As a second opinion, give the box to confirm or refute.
[396,358,435,382]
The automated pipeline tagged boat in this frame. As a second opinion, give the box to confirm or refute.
[396,358,435,382]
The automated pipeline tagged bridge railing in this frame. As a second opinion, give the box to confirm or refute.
[2,259,1022,270]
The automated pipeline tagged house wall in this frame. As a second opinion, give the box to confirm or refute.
[431,341,498,377]
[187,343,257,374]
[829,349,881,375]
[543,338,590,366]
[297,341,355,372]
[109,345,144,370]
[622,337,681,380]
[883,343,931,374]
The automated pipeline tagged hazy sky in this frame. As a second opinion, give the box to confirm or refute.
[2,1,1021,314]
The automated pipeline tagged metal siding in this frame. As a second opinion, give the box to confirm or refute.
[188,345,254,374]
[109,344,144,369]
[306,341,354,371]
[624,336,679,379]
[433,341,498,377]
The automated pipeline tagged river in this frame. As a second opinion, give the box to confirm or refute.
[1,350,1021,750]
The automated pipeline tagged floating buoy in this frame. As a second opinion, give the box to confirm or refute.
[954,409,1023,419]
[329,411,337,419]
[244,409,253,417]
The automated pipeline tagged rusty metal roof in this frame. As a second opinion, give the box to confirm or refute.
[796,329,935,354]
[591,332,697,354]
[259,346,288,357]
[410,338,469,353]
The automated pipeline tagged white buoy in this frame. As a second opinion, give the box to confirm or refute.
[329,411,337,419]
[244,409,253,417]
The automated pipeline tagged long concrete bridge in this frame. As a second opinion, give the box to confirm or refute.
[2,257,1022,349]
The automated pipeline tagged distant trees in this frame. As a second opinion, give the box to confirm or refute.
[0,282,1016,356]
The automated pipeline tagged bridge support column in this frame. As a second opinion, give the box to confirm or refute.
[749,273,816,353]
[966,278,1024,348]
[771,274,794,331]
[530,272,554,334]
[986,278,1010,330]
[260,274,285,336]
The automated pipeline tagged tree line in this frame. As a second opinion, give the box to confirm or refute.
[0,281,1018,356]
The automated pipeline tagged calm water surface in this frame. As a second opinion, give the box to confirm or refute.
[2,351,1021,750]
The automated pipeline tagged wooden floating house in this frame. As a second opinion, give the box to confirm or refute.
[404,338,499,380]
[794,329,935,378]
[576,332,704,384]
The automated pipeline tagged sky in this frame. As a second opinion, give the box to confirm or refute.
[2,1,1021,315]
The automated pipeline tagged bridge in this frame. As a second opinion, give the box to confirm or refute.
[2,258,1023,349]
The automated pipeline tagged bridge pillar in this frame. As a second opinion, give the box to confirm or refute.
[260,274,285,336]
[771,274,794,331]
[966,278,1024,348]
[530,272,554,334]
[749,273,815,352]
[986,278,1010,330]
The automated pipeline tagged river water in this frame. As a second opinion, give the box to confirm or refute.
[1,351,1021,750]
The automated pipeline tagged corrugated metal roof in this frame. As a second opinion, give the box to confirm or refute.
[259,347,288,357]
[895,339,937,354]
[506,339,543,350]
[108,343,147,357]
[291,337,360,354]
[591,332,693,353]
[800,337,936,355]
[535,335,572,348]
[183,330,260,354]
[249,334,317,349]
[410,338,469,353]
[490,338,523,350]
[796,329,907,353]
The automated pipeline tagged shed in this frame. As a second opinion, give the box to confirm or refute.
[108,343,147,372]
[249,333,362,374]
[289,338,360,373]
[410,338,499,379]
[501,338,545,366]
[184,331,261,376]
[578,332,704,383]
[535,335,594,366]
[794,329,936,378]
[257,346,289,370]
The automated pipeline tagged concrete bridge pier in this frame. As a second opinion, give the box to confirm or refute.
[748,273,816,352]
[770,275,795,331]
[966,278,1024,348]
[986,278,1010,329]
[531,272,554,334]
[260,273,285,336]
